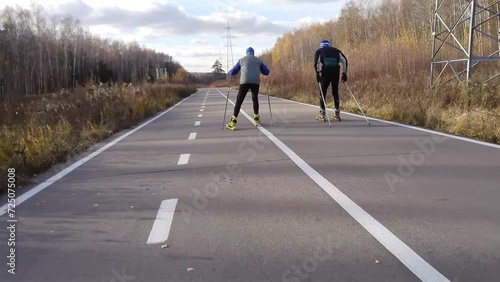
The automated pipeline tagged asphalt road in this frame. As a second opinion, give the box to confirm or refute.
[1,88,499,282]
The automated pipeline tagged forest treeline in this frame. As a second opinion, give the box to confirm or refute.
[261,0,499,143]
[0,4,188,97]
[263,0,499,87]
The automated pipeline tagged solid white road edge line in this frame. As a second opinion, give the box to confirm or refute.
[188,132,197,140]
[268,92,500,150]
[0,92,197,217]
[147,199,178,244]
[177,154,190,165]
[216,88,450,282]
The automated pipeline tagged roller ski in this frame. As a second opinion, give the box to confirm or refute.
[331,109,341,121]
[316,110,326,122]
[226,116,237,131]
[254,114,260,127]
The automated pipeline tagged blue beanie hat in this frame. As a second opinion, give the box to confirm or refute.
[246,47,255,55]
[320,40,330,48]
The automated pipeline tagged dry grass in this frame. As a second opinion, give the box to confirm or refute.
[0,83,195,192]
[259,0,499,146]
[268,77,500,144]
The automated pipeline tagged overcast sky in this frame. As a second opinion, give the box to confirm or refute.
[0,0,347,72]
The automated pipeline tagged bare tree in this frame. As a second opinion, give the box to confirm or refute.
[0,5,183,96]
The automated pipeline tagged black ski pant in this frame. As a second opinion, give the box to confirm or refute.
[319,68,340,112]
[233,83,260,117]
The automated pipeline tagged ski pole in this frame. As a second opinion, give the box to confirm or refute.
[318,82,332,128]
[222,76,231,130]
[344,82,371,126]
[266,78,273,126]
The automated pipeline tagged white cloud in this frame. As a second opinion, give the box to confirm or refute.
[0,0,166,11]
[169,49,225,72]
[66,0,164,11]
[175,49,220,58]
[190,38,208,45]
[38,1,290,38]
[241,0,341,3]
[242,0,265,3]
[297,16,327,26]
[0,0,346,72]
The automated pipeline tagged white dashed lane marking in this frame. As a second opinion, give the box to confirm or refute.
[177,154,190,165]
[147,199,178,245]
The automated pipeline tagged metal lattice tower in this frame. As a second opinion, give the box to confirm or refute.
[430,0,500,87]
[223,20,235,74]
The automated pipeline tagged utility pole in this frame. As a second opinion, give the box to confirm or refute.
[430,0,500,87]
[223,20,235,74]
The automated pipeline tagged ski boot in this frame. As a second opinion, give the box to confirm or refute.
[334,109,341,121]
[316,110,326,122]
[254,114,260,127]
[226,116,237,131]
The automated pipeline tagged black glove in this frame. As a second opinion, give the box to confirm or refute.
[316,73,321,83]
[341,73,347,83]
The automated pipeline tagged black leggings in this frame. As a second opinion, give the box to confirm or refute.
[233,83,260,117]
[320,69,340,111]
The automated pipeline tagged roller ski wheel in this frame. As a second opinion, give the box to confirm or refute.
[333,110,341,121]
[254,114,260,127]
[316,113,326,122]
[226,116,237,131]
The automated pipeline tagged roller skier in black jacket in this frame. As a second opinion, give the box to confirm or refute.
[314,39,348,121]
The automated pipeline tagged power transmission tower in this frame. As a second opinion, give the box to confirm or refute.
[223,20,236,74]
[430,0,500,87]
